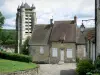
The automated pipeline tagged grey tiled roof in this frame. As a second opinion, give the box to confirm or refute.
[29,24,52,45]
[50,20,76,43]
[76,28,94,44]
[24,3,31,9]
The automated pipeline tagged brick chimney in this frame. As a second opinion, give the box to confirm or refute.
[50,18,53,25]
[74,16,77,24]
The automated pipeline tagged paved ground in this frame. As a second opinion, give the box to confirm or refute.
[38,63,76,75]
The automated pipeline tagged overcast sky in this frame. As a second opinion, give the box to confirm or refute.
[0,0,95,29]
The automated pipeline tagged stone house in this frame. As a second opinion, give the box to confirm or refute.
[29,24,52,63]
[86,28,95,62]
[29,16,79,64]
[76,28,86,59]
[50,19,77,63]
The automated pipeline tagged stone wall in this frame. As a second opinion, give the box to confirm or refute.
[77,45,86,59]
[50,42,76,63]
[1,67,39,75]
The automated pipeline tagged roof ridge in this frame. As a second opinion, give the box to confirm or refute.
[24,2,31,9]
[54,20,74,22]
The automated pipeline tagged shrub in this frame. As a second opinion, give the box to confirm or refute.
[0,51,32,62]
[76,59,94,75]
[94,58,100,69]
[76,57,80,63]
[21,37,30,55]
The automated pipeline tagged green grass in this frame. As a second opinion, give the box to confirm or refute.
[0,59,37,73]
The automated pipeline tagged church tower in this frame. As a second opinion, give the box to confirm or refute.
[16,2,36,53]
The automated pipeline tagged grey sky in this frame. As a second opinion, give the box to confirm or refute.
[0,0,95,29]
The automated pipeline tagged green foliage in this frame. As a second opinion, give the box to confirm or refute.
[92,73,100,75]
[76,59,94,75]
[21,37,30,55]
[94,58,100,69]
[0,12,5,29]
[0,51,32,62]
[76,57,80,63]
[0,29,16,45]
[93,57,100,74]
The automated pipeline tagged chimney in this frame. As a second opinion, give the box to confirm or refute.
[74,16,77,24]
[50,18,53,25]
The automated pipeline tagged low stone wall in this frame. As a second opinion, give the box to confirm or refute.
[0,67,39,75]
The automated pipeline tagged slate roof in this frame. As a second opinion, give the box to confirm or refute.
[50,20,76,43]
[86,28,95,42]
[29,24,52,45]
[24,3,31,9]
[76,28,94,44]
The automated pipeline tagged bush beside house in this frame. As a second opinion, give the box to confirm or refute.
[76,59,94,75]
[0,51,32,62]
[76,58,100,75]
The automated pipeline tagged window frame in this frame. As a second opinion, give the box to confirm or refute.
[52,48,58,57]
[66,48,73,58]
[40,46,44,54]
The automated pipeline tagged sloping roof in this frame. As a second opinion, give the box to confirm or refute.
[50,20,76,43]
[86,28,95,42]
[29,24,52,45]
[76,28,94,44]
[24,3,31,9]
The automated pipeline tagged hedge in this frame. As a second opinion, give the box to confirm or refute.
[76,59,94,75]
[0,51,32,62]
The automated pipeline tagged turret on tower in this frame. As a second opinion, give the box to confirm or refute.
[16,2,36,53]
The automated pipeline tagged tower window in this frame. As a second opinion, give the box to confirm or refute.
[25,28,28,30]
[25,32,28,33]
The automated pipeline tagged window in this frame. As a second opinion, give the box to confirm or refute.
[40,46,44,54]
[25,28,28,30]
[67,49,72,58]
[52,48,58,57]
[84,48,86,57]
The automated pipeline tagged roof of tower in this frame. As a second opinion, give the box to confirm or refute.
[31,4,36,9]
[24,3,31,9]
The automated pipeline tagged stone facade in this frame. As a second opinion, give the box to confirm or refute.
[50,42,76,63]
[76,45,86,59]
[29,45,50,63]
[1,67,39,75]
[96,0,100,57]
[16,3,36,53]
[29,42,76,64]
[86,40,95,62]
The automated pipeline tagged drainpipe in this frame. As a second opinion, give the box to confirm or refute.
[48,18,53,64]
[95,0,97,60]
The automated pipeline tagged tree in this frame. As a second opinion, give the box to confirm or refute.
[21,37,30,55]
[0,11,5,30]
[0,29,16,45]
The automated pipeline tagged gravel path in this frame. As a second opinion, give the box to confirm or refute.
[38,63,76,75]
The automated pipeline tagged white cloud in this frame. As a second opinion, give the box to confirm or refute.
[0,0,95,29]
[5,17,15,26]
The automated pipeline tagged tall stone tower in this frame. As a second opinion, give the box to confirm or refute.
[16,2,36,53]
[96,0,100,57]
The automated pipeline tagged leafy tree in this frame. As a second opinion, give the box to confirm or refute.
[0,29,16,45]
[21,37,30,55]
[0,11,5,30]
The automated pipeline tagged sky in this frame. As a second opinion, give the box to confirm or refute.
[0,0,95,29]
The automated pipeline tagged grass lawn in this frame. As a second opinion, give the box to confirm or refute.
[0,59,37,73]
